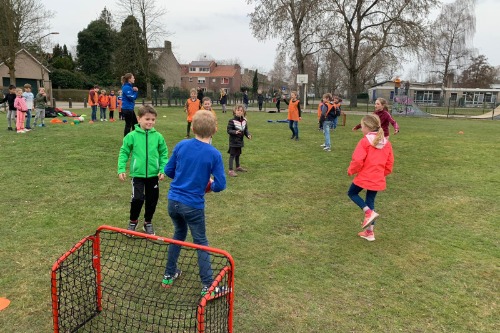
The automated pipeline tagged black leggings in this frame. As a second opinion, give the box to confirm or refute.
[123,109,138,137]
[229,155,240,170]
[130,177,159,223]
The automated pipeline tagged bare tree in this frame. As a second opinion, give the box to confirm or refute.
[248,0,323,98]
[321,0,438,106]
[117,0,170,99]
[0,0,53,85]
[426,0,476,103]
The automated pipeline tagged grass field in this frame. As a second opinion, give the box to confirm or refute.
[0,107,498,332]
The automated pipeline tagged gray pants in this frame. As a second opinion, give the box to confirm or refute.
[34,108,45,125]
[6,110,16,128]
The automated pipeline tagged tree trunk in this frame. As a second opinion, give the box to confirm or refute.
[348,70,359,108]
[7,60,16,86]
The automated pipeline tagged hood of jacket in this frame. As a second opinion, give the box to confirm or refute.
[365,132,388,149]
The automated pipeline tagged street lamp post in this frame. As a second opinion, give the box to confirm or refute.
[39,32,59,104]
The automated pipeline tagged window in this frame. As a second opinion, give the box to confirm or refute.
[198,77,205,84]
[189,77,193,82]
[212,79,216,83]
[221,78,229,84]
[201,68,210,72]
[189,67,197,72]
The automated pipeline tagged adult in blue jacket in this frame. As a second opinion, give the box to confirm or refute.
[121,73,139,136]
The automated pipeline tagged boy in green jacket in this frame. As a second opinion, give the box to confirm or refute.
[118,105,168,235]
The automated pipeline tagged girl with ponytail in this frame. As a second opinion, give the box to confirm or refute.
[347,114,394,241]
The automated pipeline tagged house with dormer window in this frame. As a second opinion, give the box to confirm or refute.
[180,60,242,94]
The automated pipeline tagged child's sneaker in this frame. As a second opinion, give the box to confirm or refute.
[358,229,375,241]
[228,170,238,177]
[161,269,182,288]
[235,166,247,172]
[17,130,25,133]
[127,220,138,231]
[362,210,379,228]
[7,127,13,131]
[142,223,155,235]
[320,143,326,147]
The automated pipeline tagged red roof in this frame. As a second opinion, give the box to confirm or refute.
[180,64,240,78]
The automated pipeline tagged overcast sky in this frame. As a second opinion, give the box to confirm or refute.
[43,0,500,74]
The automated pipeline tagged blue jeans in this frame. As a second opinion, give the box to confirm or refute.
[332,116,338,129]
[165,200,213,285]
[323,120,332,148]
[91,105,97,121]
[289,120,299,138]
[100,107,107,120]
[25,109,32,128]
[347,183,378,216]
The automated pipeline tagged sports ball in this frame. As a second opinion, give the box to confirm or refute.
[205,179,214,193]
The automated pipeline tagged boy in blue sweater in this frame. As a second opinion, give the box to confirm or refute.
[162,110,227,296]
[118,105,168,235]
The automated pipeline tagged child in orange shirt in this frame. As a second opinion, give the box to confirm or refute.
[347,114,394,241]
[108,90,118,122]
[184,88,201,138]
[283,91,301,140]
[98,89,109,121]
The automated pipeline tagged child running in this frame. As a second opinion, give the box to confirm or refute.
[347,114,394,241]
[13,88,29,133]
[227,105,252,177]
[161,110,227,296]
[118,105,168,236]
[184,88,201,138]
[283,91,301,140]
[353,97,399,138]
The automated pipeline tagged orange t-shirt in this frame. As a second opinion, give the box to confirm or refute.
[287,99,300,121]
[186,98,200,122]
[108,95,117,110]
[88,90,98,106]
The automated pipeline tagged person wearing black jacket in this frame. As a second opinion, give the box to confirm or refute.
[1,85,17,130]
[227,105,252,177]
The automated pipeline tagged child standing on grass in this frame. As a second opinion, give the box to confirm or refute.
[161,110,226,296]
[283,91,301,140]
[88,85,99,123]
[117,90,124,120]
[184,88,201,138]
[118,105,168,236]
[108,90,117,122]
[219,89,227,113]
[347,114,394,241]
[1,85,16,131]
[227,104,252,177]
[319,93,335,152]
[22,84,34,130]
[33,88,47,127]
[98,89,109,121]
[14,88,29,133]
[353,97,399,138]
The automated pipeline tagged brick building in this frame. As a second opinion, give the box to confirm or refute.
[180,60,242,94]
[150,41,181,89]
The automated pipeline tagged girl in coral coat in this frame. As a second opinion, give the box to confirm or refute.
[347,114,394,241]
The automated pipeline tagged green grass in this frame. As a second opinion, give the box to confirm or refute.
[0,108,498,332]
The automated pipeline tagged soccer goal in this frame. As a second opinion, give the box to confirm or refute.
[51,225,234,333]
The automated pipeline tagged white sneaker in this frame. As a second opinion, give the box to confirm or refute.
[100,119,103,122]
[320,144,326,147]
[24,128,31,132]
[104,119,108,121]
[17,130,24,133]
[323,146,331,151]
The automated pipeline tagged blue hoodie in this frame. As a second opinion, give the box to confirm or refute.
[121,82,137,110]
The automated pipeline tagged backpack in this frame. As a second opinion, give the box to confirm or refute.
[335,107,341,117]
